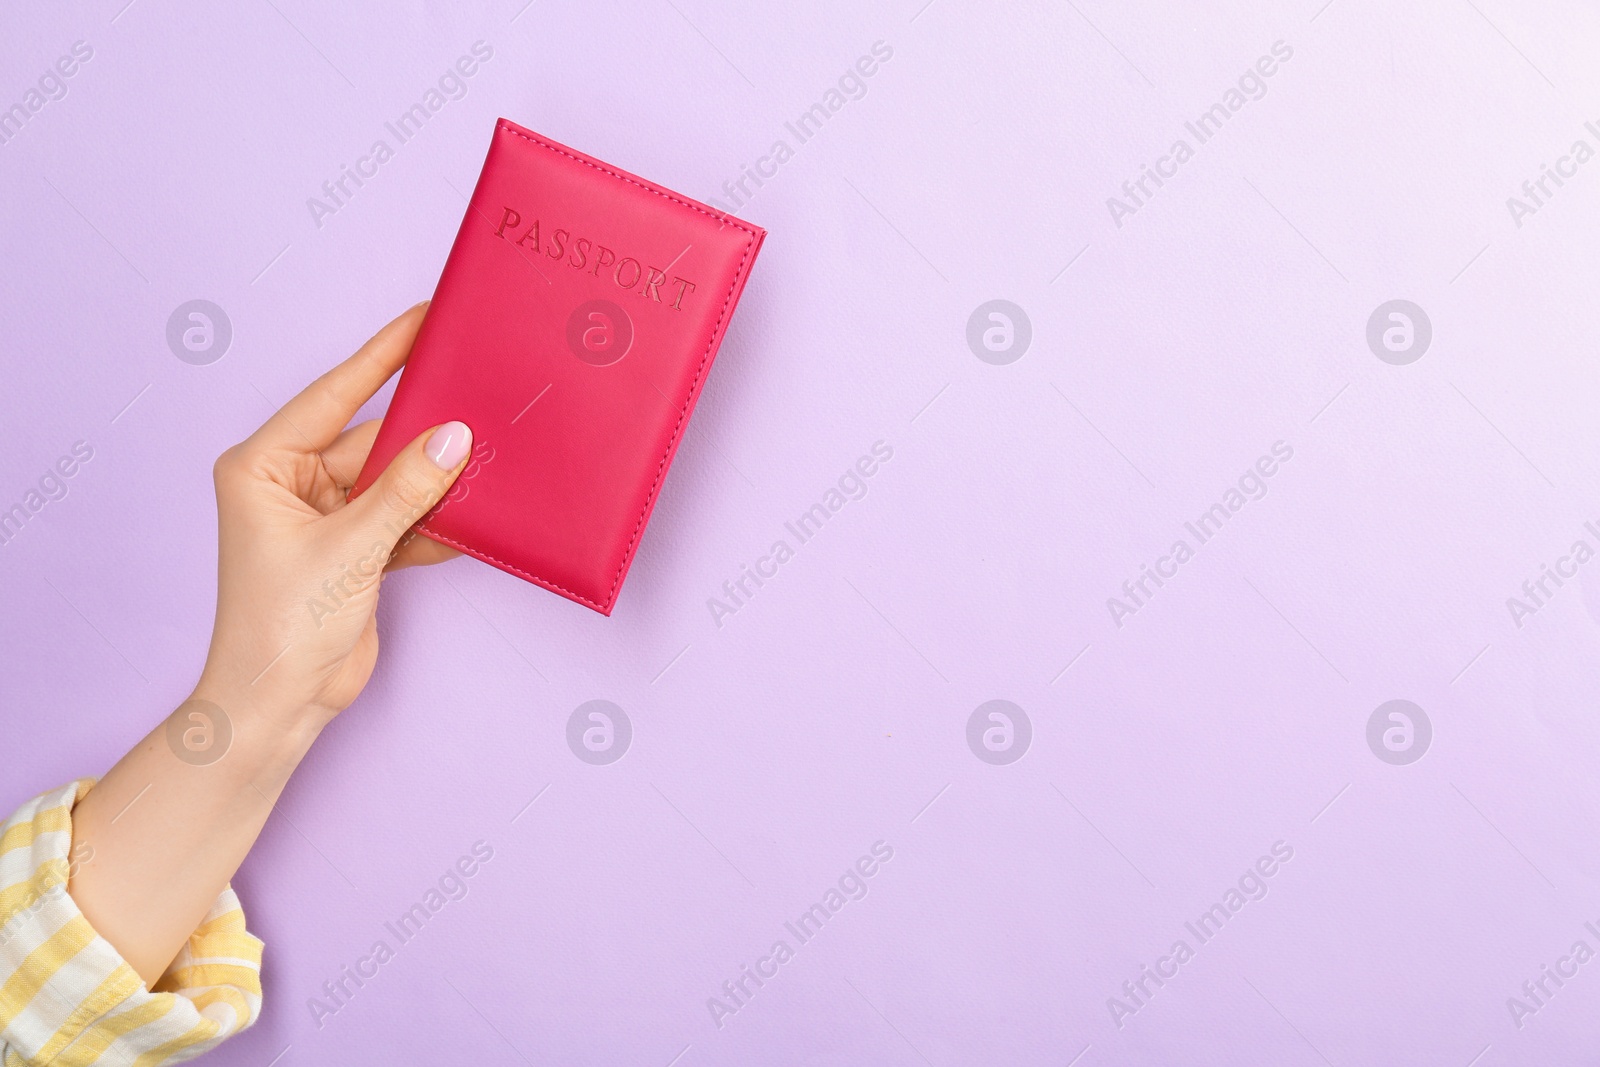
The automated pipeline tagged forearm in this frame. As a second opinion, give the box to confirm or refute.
[67,687,322,986]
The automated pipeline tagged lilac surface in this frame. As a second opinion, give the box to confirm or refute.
[5,0,1600,1063]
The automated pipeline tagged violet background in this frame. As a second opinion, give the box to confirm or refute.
[6,0,1600,1063]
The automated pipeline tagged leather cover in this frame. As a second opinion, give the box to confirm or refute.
[351,118,766,614]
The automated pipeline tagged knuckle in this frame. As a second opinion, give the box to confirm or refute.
[382,470,433,517]
[211,444,247,484]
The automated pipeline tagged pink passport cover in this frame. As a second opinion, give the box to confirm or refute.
[352,118,766,614]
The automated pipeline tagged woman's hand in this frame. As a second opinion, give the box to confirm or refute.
[195,301,471,733]
[69,302,470,985]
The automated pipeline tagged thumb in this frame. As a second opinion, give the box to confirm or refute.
[342,421,473,553]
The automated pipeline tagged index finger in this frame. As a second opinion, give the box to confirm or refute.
[248,302,428,454]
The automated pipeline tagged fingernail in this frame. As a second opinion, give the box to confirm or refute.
[426,422,472,469]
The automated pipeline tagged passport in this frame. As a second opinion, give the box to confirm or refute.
[352,118,766,614]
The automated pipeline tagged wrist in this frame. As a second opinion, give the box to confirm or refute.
[181,679,328,781]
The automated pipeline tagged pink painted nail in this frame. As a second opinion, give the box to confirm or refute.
[426,422,472,469]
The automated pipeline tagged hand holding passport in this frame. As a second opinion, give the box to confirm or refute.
[352,119,766,614]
